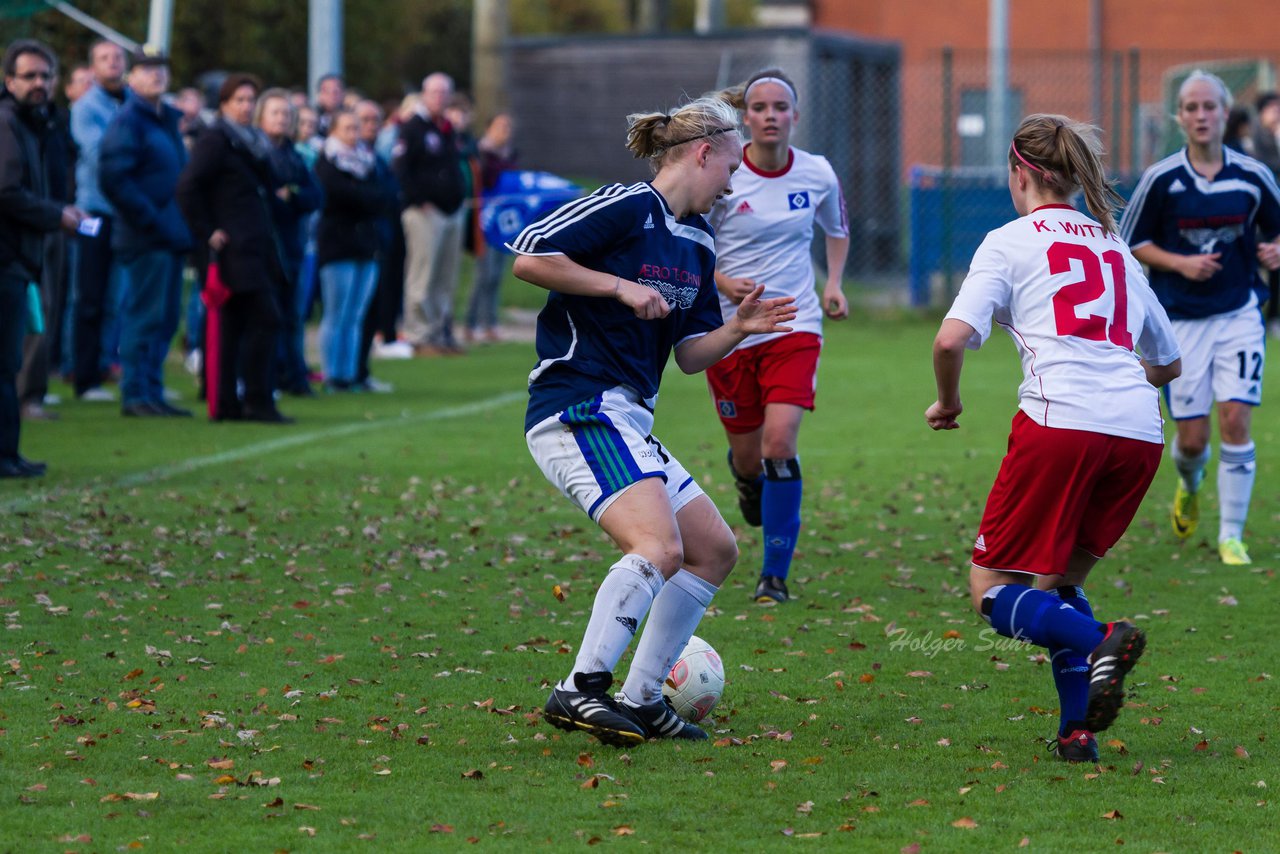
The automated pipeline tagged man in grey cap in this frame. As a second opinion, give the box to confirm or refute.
[99,45,193,417]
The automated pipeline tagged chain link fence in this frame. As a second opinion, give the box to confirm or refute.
[507,33,1280,308]
[905,47,1280,306]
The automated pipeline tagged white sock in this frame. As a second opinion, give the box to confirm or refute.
[619,569,718,706]
[1171,438,1210,493]
[560,554,664,691]
[1217,441,1256,542]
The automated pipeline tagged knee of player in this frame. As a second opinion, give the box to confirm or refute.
[1218,410,1252,444]
[647,543,685,578]
[968,577,995,617]
[760,433,800,459]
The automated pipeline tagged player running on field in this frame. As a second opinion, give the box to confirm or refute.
[705,68,850,604]
[927,114,1182,762]
[1120,69,1280,566]
[512,96,797,746]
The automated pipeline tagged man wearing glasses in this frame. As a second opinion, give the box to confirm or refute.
[0,39,87,477]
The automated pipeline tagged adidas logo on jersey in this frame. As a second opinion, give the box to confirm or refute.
[1169,178,1186,193]
[643,213,654,229]
[974,534,987,551]
[736,200,754,214]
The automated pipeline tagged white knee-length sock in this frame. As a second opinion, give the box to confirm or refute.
[561,554,664,690]
[1172,438,1210,493]
[620,569,718,705]
[1218,441,1256,542]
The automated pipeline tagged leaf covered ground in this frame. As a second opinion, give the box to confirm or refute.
[1,312,1274,851]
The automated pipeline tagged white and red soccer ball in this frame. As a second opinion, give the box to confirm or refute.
[663,635,724,722]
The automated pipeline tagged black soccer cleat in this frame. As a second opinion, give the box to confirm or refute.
[543,672,646,747]
[1052,729,1099,763]
[617,695,708,741]
[754,574,788,604]
[727,451,763,527]
[1085,621,1146,733]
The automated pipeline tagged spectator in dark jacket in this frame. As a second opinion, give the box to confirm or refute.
[99,48,193,418]
[315,110,392,390]
[256,87,322,397]
[178,73,292,424]
[68,39,129,404]
[393,72,466,355]
[464,112,518,344]
[0,39,85,477]
[354,98,402,391]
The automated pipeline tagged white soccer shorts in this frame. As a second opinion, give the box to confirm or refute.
[526,386,705,522]
[1165,302,1265,420]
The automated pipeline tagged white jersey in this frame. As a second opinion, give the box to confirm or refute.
[709,146,848,352]
[946,204,1181,443]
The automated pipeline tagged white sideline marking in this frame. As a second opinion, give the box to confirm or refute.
[2,390,526,514]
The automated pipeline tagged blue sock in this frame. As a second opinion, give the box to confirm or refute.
[982,584,1105,654]
[761,457,802,580]
[1048,586,1093,736]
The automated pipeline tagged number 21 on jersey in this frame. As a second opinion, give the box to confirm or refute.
[1048,241,1134,350]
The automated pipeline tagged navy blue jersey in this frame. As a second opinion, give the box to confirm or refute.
[510,182,724,431]
[1120,147,1280,320]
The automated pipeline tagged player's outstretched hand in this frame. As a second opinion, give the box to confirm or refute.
[734,284,796,335]
[1178,252,1222,281]
[617,279,671,320]
[925,400,962,431]
[1258,242,1280,272]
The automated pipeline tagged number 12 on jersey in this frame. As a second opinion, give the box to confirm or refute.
[1048,241,1134,350]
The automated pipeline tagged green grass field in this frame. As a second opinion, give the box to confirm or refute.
[1,308,1275,852]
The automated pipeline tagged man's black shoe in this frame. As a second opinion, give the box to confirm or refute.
[156,401,193,417]
[121,401,166,417]
[0,457,44,478]
[242,407,294,424]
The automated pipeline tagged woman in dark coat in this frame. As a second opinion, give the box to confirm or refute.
[256,88,322,397]
[177,73,292,423]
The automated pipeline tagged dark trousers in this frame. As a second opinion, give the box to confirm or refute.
[275,258,309,392]
[72,213,115,395]
[217,287,281,416]
[18,233,68,405]
[118,250,183,406]
[357,227,404,383]
[0,273,27,460]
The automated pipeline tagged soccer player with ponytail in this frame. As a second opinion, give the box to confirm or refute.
[513,96,796,746]
[927,114,1182,761]
[706,68,850,604]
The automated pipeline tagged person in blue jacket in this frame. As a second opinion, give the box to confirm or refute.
[98,46,193,417]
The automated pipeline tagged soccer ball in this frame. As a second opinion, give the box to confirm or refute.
[663,635,724,722]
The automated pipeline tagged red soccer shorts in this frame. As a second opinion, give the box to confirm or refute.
[705,332,821,434]
[972,411,1162,576]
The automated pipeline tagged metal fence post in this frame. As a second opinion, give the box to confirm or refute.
[1129,48,1141,174]
[942,46,954,299]
[1111,51,1123,175]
